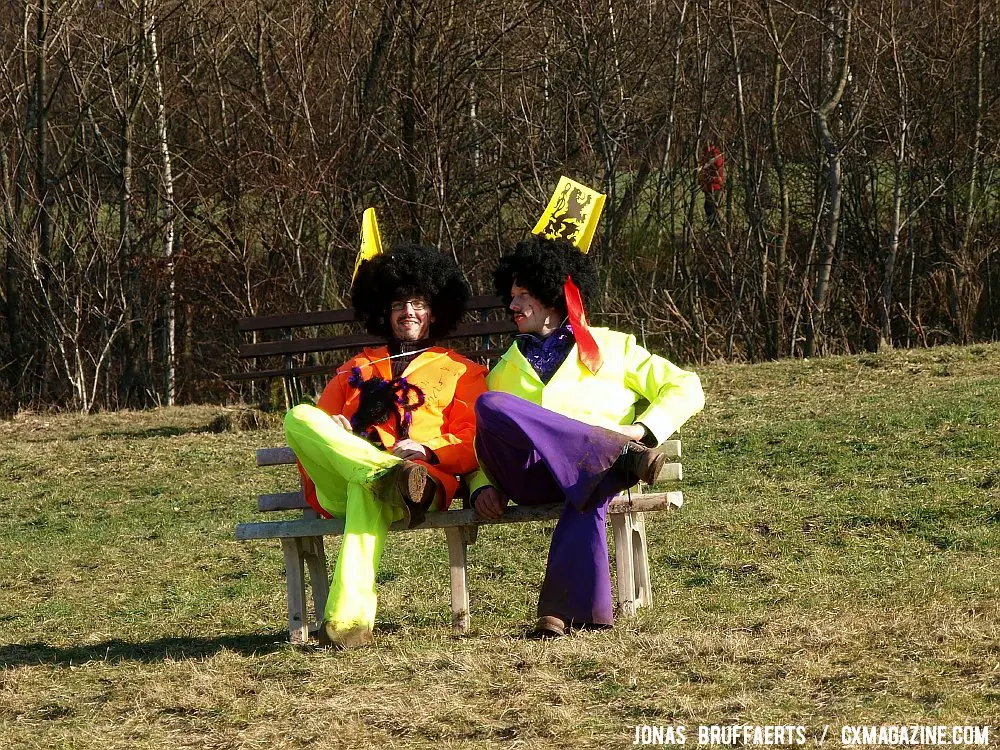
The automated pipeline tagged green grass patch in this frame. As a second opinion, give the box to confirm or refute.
[1,348,999,748]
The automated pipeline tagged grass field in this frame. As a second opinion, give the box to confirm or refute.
[1,344,999,749]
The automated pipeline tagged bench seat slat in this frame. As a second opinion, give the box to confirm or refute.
[236,492,683,540]
[255,440,681,470]
[258,491,307,511]
[257,447,297,466]
[257,470,682,512]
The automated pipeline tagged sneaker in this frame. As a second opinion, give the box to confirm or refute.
[613,441,669,485]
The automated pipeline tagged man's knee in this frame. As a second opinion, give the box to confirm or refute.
[475,390,515,422]
[284,403,317,433]
[284,404,335,447]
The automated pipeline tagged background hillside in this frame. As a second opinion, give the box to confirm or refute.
[2,0,1000,411]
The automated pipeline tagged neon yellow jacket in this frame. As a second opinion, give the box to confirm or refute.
[468,327,704,495]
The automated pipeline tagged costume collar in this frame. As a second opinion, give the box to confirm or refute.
[503,336,579,384]
[361,343,447,380]
[389,337,433,378]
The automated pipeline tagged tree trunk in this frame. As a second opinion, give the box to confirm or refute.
[1,149,23,404]
[880,11,909,351]
[880,122,906,349]
[806,0,855,358]
[36,0,51,266]
[728,0,771,359]
[951,0,984,343]
[147,8,176,405]
[401,3,420,243]
[764,0,790,356]
[117,15,146,406]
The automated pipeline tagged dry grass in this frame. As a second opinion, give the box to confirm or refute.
[1,345,999,748]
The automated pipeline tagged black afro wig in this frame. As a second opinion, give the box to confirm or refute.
[351,244,470,339]
[492,235,598,316]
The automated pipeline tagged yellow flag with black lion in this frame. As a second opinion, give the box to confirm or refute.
[531,176,606,254]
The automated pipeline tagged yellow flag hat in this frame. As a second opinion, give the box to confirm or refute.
[351,207,384,282]
[530,176,606,373]
[531,176,606,253]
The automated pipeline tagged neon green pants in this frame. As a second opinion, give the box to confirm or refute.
[284,404,407,635]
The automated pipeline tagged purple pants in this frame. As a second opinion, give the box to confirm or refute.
[474,391,632,626]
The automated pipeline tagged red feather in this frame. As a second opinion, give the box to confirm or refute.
[564,276,603,374]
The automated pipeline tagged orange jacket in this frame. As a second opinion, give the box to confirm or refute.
[305,345,487,512]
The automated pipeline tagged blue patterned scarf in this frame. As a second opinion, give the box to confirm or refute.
[516,324,576,384]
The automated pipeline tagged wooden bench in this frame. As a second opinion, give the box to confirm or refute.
[231,298,685,641]
[237,442,684,643]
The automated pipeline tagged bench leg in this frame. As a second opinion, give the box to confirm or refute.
[612,511,653,617]
[630,512,653,609]
[301,536,329,635]
[461,524,479,546]
[281,538,310,644]
[444,527,471,634]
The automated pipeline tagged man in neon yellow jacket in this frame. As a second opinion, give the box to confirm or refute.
[470,236,704,637]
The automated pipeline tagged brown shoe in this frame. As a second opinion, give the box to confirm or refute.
[394,460,440,528]
[372,460,427,527]
[529,615,567,639]
[317,622,374,649]
[614,441,669,485]
[395,460,432,505]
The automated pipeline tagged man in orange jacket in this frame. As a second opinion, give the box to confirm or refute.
[284,245,487,647]
[700,142,725,229]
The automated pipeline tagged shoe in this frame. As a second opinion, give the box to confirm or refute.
[393,460,440,528]
[613,441,669,485]
[395,460,434,505]
[395,461,427,503]
[372,460,430,527]
[317,622,374,649]
[529,615,567,639]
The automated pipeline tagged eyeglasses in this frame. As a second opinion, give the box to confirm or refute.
[390,299,429,313]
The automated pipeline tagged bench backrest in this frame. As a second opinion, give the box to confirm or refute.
[231,295,514,384]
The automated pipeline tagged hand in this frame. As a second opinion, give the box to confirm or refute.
[474,486,508,520]
[618,423,646,442]
[330,414,352,431]
[391,439,429,461]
